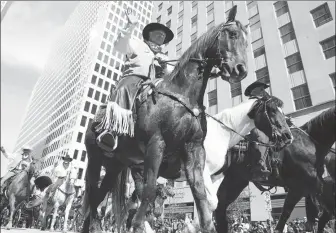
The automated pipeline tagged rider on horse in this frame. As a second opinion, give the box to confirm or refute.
[92,9,175,152]
[0,145,33,192]
[244,81,293,181]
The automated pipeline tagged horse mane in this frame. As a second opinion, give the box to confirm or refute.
[300,106,336,138]
[167,20,248,81]
[265,95,284,109]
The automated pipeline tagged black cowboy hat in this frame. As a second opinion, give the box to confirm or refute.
[244,81,270,97]
[62,154,73,162]
[142,23,174,44]
[34,175,52,191]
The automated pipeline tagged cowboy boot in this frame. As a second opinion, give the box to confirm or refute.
[251,160,271,182]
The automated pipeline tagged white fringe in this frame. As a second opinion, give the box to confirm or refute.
[95,102,134,137]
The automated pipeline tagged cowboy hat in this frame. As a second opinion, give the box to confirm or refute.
[62,154,73,162]
[142,23,174,44]
[244,81,270,97]
[22,145,32,151]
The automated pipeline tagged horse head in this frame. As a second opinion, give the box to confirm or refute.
[206,5,249,83]
[248,95,293,150]
[28,159,40,179]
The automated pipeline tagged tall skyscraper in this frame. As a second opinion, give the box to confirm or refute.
[14,1,153,187]
[1,1,13,21]
[153,0,335,221]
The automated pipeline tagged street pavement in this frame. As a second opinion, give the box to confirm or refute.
[0,228,76,233]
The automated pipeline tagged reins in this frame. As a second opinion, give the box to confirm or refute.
[204,112,277,148]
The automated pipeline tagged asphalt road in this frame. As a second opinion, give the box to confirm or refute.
[0,228,74,233]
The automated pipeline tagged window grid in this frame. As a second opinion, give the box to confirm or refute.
[330,73,335,90]
[311,3,333,28]
[230,82,242,98]
[208,90,218,107]
[320,36,336,59]
[291,84,312,110]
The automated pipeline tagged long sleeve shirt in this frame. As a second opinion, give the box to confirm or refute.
[113,22,173,79]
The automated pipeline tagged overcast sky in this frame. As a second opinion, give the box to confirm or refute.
[1,1,79,154]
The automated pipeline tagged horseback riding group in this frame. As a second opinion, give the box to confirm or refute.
[0,6,334,233]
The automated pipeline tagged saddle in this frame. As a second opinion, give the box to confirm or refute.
[96,78,164,153]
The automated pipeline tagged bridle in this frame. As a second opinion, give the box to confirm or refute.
[163,21,245,76]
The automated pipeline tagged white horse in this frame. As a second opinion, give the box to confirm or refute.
[41,167,77,232]
[200,97,292,212]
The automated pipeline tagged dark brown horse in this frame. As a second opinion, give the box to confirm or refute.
[214,106,335,233]
[0,159,39,229]
[83,6,249,233]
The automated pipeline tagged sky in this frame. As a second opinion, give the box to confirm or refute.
[1,1,79,154]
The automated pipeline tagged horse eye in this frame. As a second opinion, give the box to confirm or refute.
[229,31,238,39]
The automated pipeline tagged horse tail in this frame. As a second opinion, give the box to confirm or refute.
[112,168,128,233]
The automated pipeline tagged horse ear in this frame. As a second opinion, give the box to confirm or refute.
[226,5,237,23]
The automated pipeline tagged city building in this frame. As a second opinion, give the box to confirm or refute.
[153,1,335,221]
[14,1,153,188]
[1,1,13,21]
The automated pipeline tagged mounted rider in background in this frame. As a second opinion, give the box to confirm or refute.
[92,8,175,153]
[244,81,293,181]
[0,145,33,193]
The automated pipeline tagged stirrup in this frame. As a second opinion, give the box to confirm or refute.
[96,130,118,152]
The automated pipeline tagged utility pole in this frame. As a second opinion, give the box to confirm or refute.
[265,191,273,233]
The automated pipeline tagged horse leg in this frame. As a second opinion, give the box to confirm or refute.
[275,190,303,233]
[5,194,15,229]
[63,195,75,233]
[82,136,104,233]
[305,195,320,232]
[215,172,249,233]
[183,142,215,233]
[50,203,59,231]
[132,135,165,232]
[317,210,331,233]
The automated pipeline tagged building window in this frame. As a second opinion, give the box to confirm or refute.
[94,63,100,72]
[191,32,197,43]
[77,132,83,143]
[104,81,109,91]
[291,84,312,110]
[80,116,87,127]
[166,20,171,28]
[158,3,162,11]
[101,66,106,75]
[178,10,184,19]
[191,15,197,28]
[176,42,182,55]
[73,150,79,160]
[167,6,172,15]
[207,20,215,30]
[84,101,90,112]
[208,90,217,107]
[88,88,94,98]
[252,38,264,52]
[91,75,97,84]
[320,36,335,59]
[330,72,335,90]
[253,46,265,58]
[91,104,97,114]
[98,78,103,88]
[279,22,296,44]
[107,69,112,79]
[274,1,288,17]
[255,66,270,84]
[285,52,303,74]
[311,3,333,28]
[77,168,83,180]
[102,94,107,103]
[94,91,100,101]
[249,14,260,27]
[179,1,183,10]
[113,73,118,81]
[230,82,242,98]
[157,15,161,23]
[81,151,87,162]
